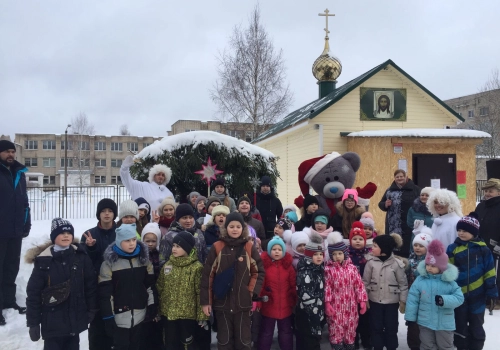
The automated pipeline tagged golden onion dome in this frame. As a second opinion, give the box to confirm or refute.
[312,37,342,82]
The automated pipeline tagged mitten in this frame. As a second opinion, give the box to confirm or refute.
[104,318,116,338]
[29,325,40,342]
[399,301,406,314]
[435,295,444,307]
[359,301,367,315]
[122,155,134,168]
[325,303,335,317]
[487,297,496,312]
[252,301,262,311]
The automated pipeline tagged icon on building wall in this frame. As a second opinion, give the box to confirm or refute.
[360,88,407,121]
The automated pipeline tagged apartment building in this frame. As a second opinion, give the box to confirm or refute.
[14,133,161,187]
[443,89,500,122]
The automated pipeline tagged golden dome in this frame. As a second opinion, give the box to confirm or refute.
[312,37,342,82]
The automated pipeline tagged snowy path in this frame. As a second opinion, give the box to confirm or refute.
[1,219,498,349]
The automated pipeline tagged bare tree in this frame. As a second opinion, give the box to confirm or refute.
[119,124,131,136]
[67,113,96,188]
[210,5,293,138]
[71,112,95,135]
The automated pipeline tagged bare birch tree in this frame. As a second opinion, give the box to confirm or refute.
[119,124,131,136]
[68,113,96,187]
[210,5,293,138]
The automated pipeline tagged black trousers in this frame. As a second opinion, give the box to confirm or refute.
[454,300,486,350]
[141,319,164,350]
[44,334,79,350]
[355,308,371,348]
[369,302,399,350]
[163,317,197,350]
[0,237,22,309]
[295,308,321,350]
[194,320,212,350]
[88,311,114,350]
[406,320,420,349]
[113,324,143,350]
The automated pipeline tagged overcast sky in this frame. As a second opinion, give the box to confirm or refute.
[1,1,499,140]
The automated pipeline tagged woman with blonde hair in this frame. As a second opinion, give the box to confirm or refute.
[427,188,463,248]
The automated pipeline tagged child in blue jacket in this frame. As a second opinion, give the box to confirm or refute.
[405,239,463,350]
[447,212,498,350]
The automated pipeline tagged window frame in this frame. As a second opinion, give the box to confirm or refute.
[42,157,56,167]
[110,142,122,152]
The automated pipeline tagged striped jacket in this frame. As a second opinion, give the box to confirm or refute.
[446,237,498,314]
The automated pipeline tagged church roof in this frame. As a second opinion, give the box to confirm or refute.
[253,59,464,143]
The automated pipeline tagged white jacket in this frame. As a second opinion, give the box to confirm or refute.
[431,212,460,249]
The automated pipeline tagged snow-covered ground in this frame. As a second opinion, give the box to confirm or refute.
[1,218,498,349]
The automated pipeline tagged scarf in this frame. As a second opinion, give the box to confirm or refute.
[411,197,431,215]
[158,216,175,230]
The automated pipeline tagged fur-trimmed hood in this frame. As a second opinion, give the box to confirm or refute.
[261,251,293,269]
[335,201,365,217]
[148,164,172,185]
[24,238,81,264]
[416,261,459,282]
[102,240,150,265]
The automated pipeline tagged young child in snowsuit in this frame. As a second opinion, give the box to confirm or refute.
[363,233,408,350]
[26,218,97,350]
[258,236,297,350]
[325,231,368,350]
[141,222,163,349]
[157,231,208,349]
[296,231,326,350]
[348,221,371,350]
[99,224,157,350]
[405,240,464,350]
[155,196,177,237]
[200,212,265,350]
[405,220,433,350]
[447,212,498,350]
[134,197,151,234]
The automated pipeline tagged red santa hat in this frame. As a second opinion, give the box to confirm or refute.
[297,152,342,196]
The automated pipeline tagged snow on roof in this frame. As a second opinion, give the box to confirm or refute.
[136,131,275,160]
[347,129,491,138]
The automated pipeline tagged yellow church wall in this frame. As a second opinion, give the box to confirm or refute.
[347,136,479,234]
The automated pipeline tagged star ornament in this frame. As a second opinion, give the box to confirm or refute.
[194,157,224,186]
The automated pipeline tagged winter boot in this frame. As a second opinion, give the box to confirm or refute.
[331,344,344,350]
[344,344,355,350]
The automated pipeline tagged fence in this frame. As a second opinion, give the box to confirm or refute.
[27,185,131,221]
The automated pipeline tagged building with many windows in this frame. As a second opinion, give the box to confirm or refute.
[14,133,161,187]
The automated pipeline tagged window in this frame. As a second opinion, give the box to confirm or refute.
[25,158,38,167]
[61,141,73,150]
[95,159,106,167]
[42,140,56,150]
[111,175,122,184]
[111,159,122,168]
[94,141,106,151]
[43,158,56,167]
[43,176,56,185]
[227,130,238,137]
[60,158,73,168]
[111,142,122,151]
[143,143,151,148]
[480,107,489,116]
[28,176,38,182]
[127,142,138,152]
[76,159,90,167]
[25,140,38,150]
[78,141,90,150]
[468,110,474,118]
[245,131,253,142]
[95,176,106,184]
[185,129,197,132]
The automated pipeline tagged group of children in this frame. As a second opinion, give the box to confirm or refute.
[24,191,497,350]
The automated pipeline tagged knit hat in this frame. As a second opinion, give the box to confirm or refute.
[349,221,366,245]
[420,187,435,196]
[425,240,448,272]
[277,218,292,231]
[175,203,195,221]
[303,194,319,210]
[361,212,374,220]
[481,178,500,191]
[311,209,329,226]
[342,189,358,204]
[290,231,309,251]
[0,140,16,153]
[237,194,252,207]
[304,231,325,257]
[189,191,201,202]
[297,152,343,196]
[172,231,195,254]
[359,217,374,230]
[213,177,225,188]
[118,200,139,220]
[285,211,298,223]
[267,236,286,255]
[260,176,272,187]
[115,223,137,248]
[211,205,230,217]
[327,231,348,259]
[313,215,328,225]
[134,197,151,221]
[96,198,118,220]
[456,212,480,237]
[225,212,245,229]
[206,196,222,208]
[148,164,172,185]
[283,205,296,214]
[141,223,161,250]
[373,234,397,256]
[412,220,433,249]
[50,218,74,243]
[195,196,207,208]
[158,196,177,214]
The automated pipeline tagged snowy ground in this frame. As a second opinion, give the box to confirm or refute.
[1,218,498,350]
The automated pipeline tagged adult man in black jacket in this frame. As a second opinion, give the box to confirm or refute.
[256,176,283,241]
[0,140,30,325]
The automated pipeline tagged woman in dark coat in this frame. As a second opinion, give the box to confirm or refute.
[378,169,420,258]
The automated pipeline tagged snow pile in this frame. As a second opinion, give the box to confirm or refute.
[347,129,491,138]
[136,131,275,160]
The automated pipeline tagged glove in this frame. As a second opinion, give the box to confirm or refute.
[487,297,496,312]
[325,303,335,317]
[29,325,40,342]
[359,301,367,315]
[122,155,134,168]
[198,320,209,330]
[399,302,406,314]
[104,318,116,338]
[435,295,444,307]
[145,304,158,321]
[252,301,261,311]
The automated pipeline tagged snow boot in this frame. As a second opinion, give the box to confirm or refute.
[344,344,355,350]
[331,344,344,350]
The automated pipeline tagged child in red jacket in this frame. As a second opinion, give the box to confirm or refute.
[258,236,297,350]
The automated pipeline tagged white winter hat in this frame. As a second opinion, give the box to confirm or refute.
[148,164,172,185]
[119,200,139,220]
[290,231,309,252]
[412,220,433,249]
[141,223,162,250]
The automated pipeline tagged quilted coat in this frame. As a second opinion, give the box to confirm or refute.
[362,254,408,304]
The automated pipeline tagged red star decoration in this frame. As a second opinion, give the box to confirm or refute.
[194,157,224,186]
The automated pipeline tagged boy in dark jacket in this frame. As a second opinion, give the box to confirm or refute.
[447,212,498,350]
[26,218,97,350]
